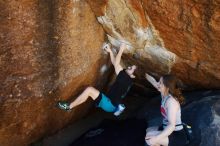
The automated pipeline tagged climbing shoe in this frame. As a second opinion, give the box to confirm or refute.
[57,101,71,111]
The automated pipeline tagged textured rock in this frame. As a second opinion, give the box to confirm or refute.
[181,91,220,146]
[87,0,220,89]
[142,0,220,89]
[87,0,175,77]
[1,0,220,145]
[0,0,105,145]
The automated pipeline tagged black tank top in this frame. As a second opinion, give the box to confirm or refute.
[106,70,133,106]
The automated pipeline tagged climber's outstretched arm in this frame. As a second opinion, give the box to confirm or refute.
[145,73,159,91]
[104,43,126,75]
[104,44,115,66]
[113,44,126,74]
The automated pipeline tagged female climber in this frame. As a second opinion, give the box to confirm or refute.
[145,74,188,146]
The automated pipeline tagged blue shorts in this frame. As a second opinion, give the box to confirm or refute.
[95,93,117,112]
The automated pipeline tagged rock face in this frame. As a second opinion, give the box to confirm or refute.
[0,0,105,145]
[0,0,220,145]
[142,0,220,89]
[87,0,220,89]
[182,92,220,146]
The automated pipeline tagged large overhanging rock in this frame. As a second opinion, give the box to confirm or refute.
[87,0,220,89]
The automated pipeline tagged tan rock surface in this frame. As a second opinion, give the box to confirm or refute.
[87,0,220,89]
[0,0,105,145]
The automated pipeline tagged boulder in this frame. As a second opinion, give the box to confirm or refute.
[87,0,220,89]
[0,0,106,145]
[182,91,220,146]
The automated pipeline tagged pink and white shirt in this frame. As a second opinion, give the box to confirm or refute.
[160,94,183,131]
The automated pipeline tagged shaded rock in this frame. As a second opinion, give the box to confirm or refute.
[182,92,220,146]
